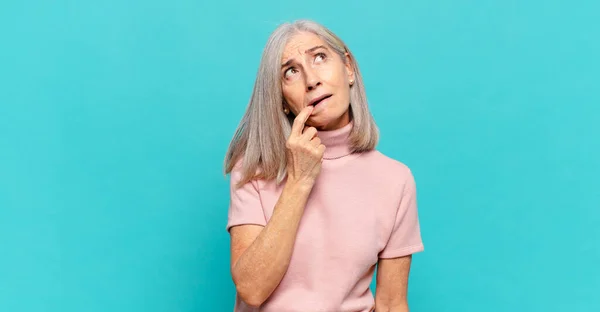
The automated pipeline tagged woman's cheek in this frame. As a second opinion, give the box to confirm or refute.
[315,65,333,82]
[321,66,344,86]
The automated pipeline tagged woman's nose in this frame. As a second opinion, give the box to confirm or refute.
[305,68,321,91]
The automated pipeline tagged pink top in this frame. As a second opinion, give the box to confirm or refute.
[226,121,424,312]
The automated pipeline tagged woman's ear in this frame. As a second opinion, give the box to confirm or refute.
[344,52,355,83]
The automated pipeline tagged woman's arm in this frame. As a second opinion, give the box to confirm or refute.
[230,180,312,306]
[229,106,323,307]
[374,255,413,312]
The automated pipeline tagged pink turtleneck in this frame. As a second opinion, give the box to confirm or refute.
[226,122,424,312]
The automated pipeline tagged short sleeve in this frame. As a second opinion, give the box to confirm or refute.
[225,165,267,232]
[379,170,424,258]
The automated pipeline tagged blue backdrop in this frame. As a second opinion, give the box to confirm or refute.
[1,0,599,311]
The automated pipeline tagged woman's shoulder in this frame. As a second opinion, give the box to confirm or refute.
[229,156,271,186]
[361,149,414,180]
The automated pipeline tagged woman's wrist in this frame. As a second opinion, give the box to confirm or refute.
[285,176,315,195]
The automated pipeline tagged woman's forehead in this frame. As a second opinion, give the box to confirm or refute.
[281,32,327,62]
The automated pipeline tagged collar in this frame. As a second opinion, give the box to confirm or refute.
[317,121,354,160]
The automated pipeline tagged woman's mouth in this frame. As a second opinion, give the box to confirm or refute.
[308,94,333,107]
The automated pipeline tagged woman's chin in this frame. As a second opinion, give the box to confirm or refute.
[307,117,346,131]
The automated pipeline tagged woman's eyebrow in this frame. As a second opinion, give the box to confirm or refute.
[281,59,294,68]
[305,45,327,53]
[281,45,328,68]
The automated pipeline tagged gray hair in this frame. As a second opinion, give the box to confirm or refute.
[224,20,379,186]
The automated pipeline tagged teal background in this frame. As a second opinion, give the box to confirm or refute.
[1,0,599,311]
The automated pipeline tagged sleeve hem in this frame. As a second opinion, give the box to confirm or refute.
[378,243,424,259]
[226,221,267,233]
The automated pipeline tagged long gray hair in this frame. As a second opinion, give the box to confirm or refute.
[224,20,379,186]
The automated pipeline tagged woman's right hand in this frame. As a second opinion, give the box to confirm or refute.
[285,106,326,186]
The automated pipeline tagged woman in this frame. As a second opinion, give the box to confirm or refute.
[224,20,424,312]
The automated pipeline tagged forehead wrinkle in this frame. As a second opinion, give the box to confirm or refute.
[281,46,303,65]
[281,33,324,63]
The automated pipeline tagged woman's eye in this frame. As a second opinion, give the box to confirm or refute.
[315,53,327,62]
[284,68,297,79]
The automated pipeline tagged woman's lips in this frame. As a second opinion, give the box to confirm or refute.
[309,94,332,107]
[310,95,331,114]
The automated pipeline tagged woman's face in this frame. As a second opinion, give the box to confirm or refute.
[280,31,354,131]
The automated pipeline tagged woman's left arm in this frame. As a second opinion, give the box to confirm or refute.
[374,255,412,312]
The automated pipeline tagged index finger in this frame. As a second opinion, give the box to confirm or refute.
[291,106,314,136]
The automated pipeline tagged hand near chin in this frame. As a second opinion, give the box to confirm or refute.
[285,106,326,186]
